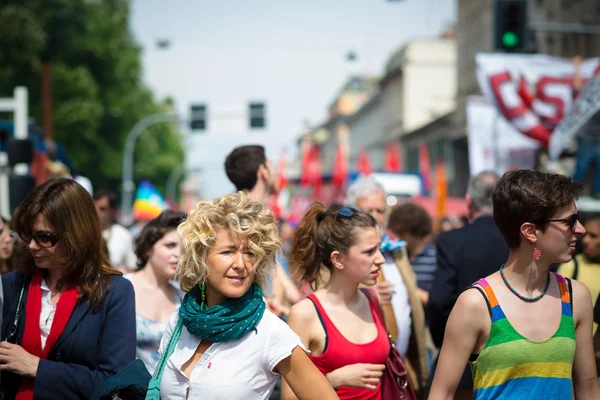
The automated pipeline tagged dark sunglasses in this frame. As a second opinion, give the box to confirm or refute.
[19,231,60,248]
[547,213,580,232]
[317,207,356,222]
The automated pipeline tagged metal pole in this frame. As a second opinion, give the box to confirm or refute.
[166,165,184,204]
[120,113,178,226]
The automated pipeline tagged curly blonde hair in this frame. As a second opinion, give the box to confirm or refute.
[176,191,281,292]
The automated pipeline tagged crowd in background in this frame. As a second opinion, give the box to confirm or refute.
[1,145,600,399]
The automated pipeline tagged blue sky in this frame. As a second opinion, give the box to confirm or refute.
[129,0,456,198]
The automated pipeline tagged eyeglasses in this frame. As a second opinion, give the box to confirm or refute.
[547,213,580,232]
[317,207,356,222]
[19,231,60,248]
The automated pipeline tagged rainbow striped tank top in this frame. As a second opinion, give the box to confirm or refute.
[470,274,576,399]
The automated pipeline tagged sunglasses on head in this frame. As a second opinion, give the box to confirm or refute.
[547,213,580,232]
[317,207,356,222]
[20,231,60,248]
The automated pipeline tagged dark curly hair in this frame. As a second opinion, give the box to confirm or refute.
[134,210,187,269]
[492,170,583,249]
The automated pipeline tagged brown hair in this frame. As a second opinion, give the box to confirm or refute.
[12,178,121,308]
[224,145,267,191]
[388,203,432,238]
[290,202,378,288]
[492,170,583,249]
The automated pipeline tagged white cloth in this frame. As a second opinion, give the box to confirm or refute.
[381,253,412,357]
[158,309,307,400]
[103,224,137,271]
[40,278,55,350]
[73,175,93,195]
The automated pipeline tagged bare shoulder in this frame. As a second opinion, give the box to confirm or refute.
[569,278,593,317]
[452,287,491,323]
[288,297,318,325]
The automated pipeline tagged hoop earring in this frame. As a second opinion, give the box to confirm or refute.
[533,248,542,261]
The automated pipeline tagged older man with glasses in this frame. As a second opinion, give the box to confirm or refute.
[345,175,429,397]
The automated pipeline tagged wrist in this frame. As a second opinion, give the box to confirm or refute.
[325,372,339,389]
[28,356,40,378]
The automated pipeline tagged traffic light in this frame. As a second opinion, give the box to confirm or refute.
[249,102,266,129]
[6,137,35,214]
[494,0,527,53]
[190,104,207,131]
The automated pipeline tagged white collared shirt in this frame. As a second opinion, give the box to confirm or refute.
[381,253,412,357]
[158,308,307,399]
[40,278,55,349]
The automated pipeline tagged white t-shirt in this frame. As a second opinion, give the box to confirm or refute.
[158,308,307,400]
[381,253,412,357]
[103,224,137,271]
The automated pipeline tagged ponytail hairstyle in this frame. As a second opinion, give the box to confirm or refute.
[290,202,378,288]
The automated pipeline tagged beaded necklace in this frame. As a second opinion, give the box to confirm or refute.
[499,264,551,302]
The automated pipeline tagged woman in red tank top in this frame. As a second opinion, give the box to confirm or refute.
[281,203,390,400]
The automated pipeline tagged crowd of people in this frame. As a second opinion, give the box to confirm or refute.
[0,144,600,399]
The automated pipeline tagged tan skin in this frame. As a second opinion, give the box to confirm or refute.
[281,226,386,399]
[429,202,600,399]
[180,229,337,400]
[0,215,68,378]
[129,230,181,324]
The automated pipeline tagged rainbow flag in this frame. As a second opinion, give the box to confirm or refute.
[133,180,166,221]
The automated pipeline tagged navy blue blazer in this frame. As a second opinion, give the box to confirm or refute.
[1,271,136,400]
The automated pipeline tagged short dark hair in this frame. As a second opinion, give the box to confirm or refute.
[492,170,583,249]
[134,210,187,269]
[224,145,266,191]
[388,203,432,238]
[93,189,119,209]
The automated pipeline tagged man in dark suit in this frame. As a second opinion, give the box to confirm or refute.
[427,171,509,399]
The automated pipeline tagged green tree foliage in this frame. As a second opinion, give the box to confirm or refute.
[0,0,184,195]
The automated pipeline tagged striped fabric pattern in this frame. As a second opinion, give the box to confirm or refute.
[471,274,576,400]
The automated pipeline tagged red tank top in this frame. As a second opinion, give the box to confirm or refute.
[308,292,390,400]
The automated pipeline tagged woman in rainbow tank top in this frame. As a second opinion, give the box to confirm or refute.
[429,170,600,400]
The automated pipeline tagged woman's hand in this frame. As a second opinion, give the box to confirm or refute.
[0,341,40,378]
[326,363,385,390]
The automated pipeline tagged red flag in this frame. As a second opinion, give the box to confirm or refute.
[311,145,322,198]
[300,143,312,187]
[385,142,402,173]
[332,143,348,187]
[277,148,287,191]
[419,142,431,193]
[357,148,372,176]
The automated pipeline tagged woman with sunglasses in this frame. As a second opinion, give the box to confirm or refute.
[429,170,600,399]
[281,203,389,400]
[0,179,136,400]
[147,192,336,400]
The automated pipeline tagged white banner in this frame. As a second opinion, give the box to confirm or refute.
[550,73,600,160]
[467,96,539,176]
[476,53,600,147]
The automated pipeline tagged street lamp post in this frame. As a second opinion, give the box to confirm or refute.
[166,166,202,206]
[121,112,178,225]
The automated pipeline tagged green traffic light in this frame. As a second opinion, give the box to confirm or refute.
[502,31,519,48]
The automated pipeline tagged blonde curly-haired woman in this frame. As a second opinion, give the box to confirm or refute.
[146,192,338,400]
